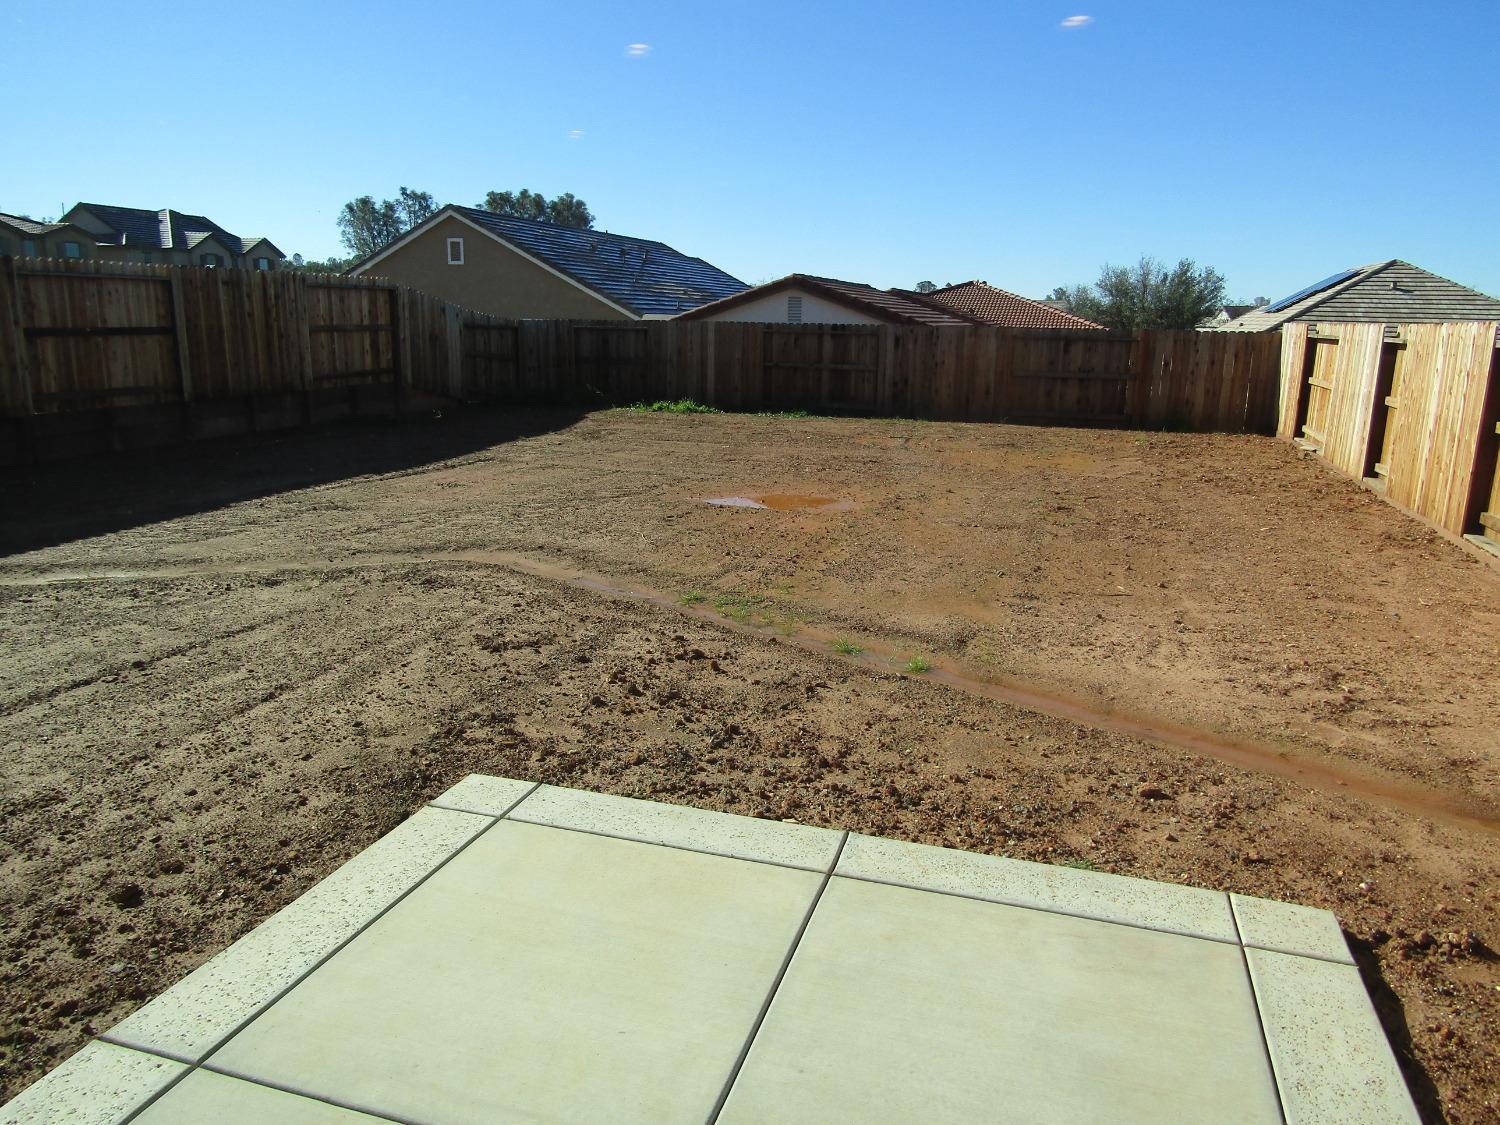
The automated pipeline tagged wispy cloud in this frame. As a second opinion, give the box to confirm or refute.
[1060,15,1093,29]
[567,129,585,140]
[625,42,651,57]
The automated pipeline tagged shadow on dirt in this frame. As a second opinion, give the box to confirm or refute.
[0,406,587,557]
[1346,934,1447,1124]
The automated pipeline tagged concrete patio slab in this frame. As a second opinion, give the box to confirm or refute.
[509,782,843,869]
[718,875,1281,1124]
[837,830,1238,942]
[1247,948,1421,1123]
[134,1067,381,1123]
[210,819,822,1123]
[104,805,490,1062]
[2,774,1418,1124]
[1231,892,1356,965]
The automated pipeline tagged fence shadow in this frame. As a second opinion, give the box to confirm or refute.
[0,406,586,557]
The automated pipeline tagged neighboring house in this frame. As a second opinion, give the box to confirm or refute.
[678,274,977,326]
[1199,303,1265,330]
[0,204,283,269]
[348,205,746,320]
[898,280,1107,330]
[0,213,98,261]
[1218,261,1500,331]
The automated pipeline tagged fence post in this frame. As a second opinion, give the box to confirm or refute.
[168,268,194,406]
[445,305,463,397]
[704,322,717,405]
[0,256,33,418]
[1129,331,1152,425]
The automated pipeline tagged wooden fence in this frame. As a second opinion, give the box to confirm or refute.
[458,317,1283,431]
[1279,321,1500,549]
[1,256,1285,465]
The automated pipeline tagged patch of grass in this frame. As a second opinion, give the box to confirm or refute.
[753,408,813,419]
[678,590,708,605]
[831,638,863,655]
[713,593,765,623]
[626,398,723,414]
[903,656,932,674]
[1061,858,1097,871]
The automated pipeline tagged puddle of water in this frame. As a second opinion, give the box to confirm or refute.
[9,549,1496,836]
[704,494,843,511]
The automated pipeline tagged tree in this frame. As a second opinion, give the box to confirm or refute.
[478,188,594,229]
[284,252,352,273]
[1048,256,1226,330]
[337,195,404,258]
[914,280,937,293]
[396,186,436,229]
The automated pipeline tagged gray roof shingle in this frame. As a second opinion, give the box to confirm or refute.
[450,206,746,317]
[1221,260,1500,330]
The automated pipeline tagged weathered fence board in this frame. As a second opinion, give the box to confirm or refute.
[2,256,1289,466]
[1279,320,1500,542]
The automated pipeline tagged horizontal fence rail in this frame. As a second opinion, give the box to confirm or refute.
[1,256,1286,466]
[457,316,1284,432]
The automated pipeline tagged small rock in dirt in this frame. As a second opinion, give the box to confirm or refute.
[108,884,145,909]
[1137,785,1173,801]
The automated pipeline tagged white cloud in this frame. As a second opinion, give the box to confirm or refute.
[626,42,651,57]
[1060,15,1093,29]
[567,129,585,140]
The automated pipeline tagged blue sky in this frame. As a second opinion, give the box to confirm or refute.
[6,1,1498,301]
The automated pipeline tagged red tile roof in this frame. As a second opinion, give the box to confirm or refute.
[901,281,1106,330]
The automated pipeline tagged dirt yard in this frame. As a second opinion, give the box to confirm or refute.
[3,407,1498,1120]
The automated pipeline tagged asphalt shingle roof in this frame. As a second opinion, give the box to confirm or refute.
[903,282,1107,330]
[0,212,66,236]
[69,203,269,254]
[451,206,746,317]
[1221,260,1500,331]
[678,274,978,325]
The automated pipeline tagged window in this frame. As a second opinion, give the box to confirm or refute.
[62,241,82,258]
[787,295,803,323]
[254,257,271,271]
[447,237,464,265]
[0,237,9,256]
[22,239,37,257]
[200,253,223,268]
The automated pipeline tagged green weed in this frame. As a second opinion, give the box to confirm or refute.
[832,638,864,655]
[678,591,708,605]
[1062,858,1097,871]
[903,656,932,674]
[626,399,722,414]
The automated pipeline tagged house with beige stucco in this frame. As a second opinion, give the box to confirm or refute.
[347,205,746,320]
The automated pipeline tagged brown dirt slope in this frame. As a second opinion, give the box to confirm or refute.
[1,408,1497,1121]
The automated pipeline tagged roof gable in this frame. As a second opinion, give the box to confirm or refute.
[63,202,268,255]
[352,206,745,316]
[450,207,746,316]
[679,274,976,325]
[1222,260,1500,330]
[901,281,1106,330]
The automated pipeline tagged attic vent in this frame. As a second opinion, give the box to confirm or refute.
[787,295,803,324]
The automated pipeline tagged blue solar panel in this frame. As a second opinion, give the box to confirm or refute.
[1263,269,1360,313]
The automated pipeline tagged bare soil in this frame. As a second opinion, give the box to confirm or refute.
[2,408,1498,1120]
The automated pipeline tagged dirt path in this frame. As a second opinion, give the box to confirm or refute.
[2,409,1498,1120]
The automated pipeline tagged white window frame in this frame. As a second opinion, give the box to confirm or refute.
[446,237,465,265]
